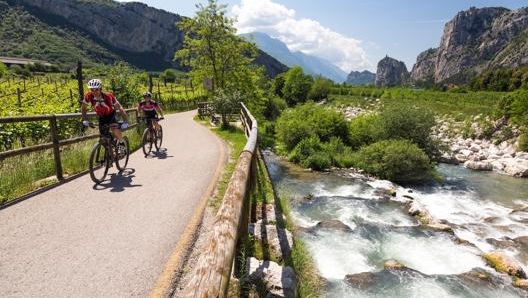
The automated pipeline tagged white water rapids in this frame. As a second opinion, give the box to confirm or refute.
[265,153,528,298]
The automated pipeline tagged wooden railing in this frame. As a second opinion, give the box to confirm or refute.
[180,102,258,298]
[0,109,138,181]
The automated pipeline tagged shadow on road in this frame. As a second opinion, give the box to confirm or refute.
[144,148,173,159]
[92,168,142,192]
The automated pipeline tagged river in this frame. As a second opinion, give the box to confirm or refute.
[263,151,528,298]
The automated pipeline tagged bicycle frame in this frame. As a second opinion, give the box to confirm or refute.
[88,121,129,184]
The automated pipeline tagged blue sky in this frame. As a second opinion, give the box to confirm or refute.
[116,0,527,73]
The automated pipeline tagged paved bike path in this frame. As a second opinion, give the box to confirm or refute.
[0,110,226,298]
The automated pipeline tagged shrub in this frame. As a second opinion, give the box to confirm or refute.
[275,102,349,151]
[351,139,435,185]
[379,103,442,160]
[518,130,528,152]
[348,113,384,149]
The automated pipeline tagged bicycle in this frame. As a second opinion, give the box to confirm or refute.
[88,121,130,184]
[141,117,163,156]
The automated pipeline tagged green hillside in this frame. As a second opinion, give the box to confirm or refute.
[0,1,134,71]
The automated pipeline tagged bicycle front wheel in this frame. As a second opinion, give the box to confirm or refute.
[115,136,129,171]
[89,142,109,184]
[142,128,153,156]
[154,126,163,151]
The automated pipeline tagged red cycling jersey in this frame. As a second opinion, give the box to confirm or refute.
[138,100,160,118]
[83,92,118,117]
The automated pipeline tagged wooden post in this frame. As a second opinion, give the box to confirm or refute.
[76,61,84,106]
[148,74,153,93]
[49,115,64,180]
[17,88,21,107]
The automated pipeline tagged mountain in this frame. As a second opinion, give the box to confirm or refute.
[375,56,409,87]
[346,70,375,85]
[0,0,287,77]
[241,31,348,83]
[410,6,528,85]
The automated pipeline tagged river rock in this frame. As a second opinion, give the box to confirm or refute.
[313,220,353,233]
[464,160,493,171]
[513,278,528,290]
[482,251,527,279]
[344,272,377,289]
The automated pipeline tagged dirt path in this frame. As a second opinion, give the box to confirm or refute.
[0,110,226,298]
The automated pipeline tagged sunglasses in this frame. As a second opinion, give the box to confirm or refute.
[90,88,100,92]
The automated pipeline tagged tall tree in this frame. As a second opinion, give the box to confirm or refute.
[282,66,313,106]
[175,0,261,95]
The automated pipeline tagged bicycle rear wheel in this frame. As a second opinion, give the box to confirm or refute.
[89,142,109,184]
[115,136,129,171]
[142,128,153,156]
[154,126,163,151]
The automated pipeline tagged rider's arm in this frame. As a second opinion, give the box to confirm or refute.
[156,105,164,118]
[116,102,129,122]
[81,100,89,121]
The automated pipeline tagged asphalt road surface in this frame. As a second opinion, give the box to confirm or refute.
[0,110,226,298]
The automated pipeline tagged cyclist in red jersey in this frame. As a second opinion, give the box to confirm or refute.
[137,91,164,132]
[81,78,129,151]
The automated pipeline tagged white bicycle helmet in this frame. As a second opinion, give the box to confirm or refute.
[142,91,152,97]
[87,78,102,89]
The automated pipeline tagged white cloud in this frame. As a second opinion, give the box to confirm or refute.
[231,0,374,72]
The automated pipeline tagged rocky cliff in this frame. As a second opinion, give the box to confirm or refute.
[346,70,375,85]
[4,0,287,76]
[409,48,436,85]
[375,56,409,87]
[10,0,184,66]
[411,6,528,84]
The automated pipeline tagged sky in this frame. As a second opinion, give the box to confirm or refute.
[115,0,527,73]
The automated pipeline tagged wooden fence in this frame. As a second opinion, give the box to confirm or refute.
[0,108,138,180]
[179,102,258,298]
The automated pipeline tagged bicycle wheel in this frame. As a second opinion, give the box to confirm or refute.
[154,125,163,151]
[142,128,153,156]
[115,136,129,171]
[89,142,109,184]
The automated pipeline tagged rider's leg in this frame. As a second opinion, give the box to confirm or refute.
[111,127,124,142]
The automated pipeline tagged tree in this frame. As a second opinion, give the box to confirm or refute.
[160,69,178,84]
[308,75,333,101]
[281,66,313,106]
[175,0,260,95]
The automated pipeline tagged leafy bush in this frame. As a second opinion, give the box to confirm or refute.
[379,103,442,160]
[275,102,349,151]
[281,66,313,106]
[348,113,384,149]
[519,131,528,152]
[289,136,331,170]
[351,139,435,185]
[263,96,287,120]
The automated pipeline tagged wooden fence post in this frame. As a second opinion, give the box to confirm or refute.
[76,61,84,107]
[49,115,64,180]
[17,88,21,107]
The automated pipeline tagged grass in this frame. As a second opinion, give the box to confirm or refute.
[278,195,324,298]
[193,115,248,211]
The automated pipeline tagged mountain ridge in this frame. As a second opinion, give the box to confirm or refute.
[241,31,348,83]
